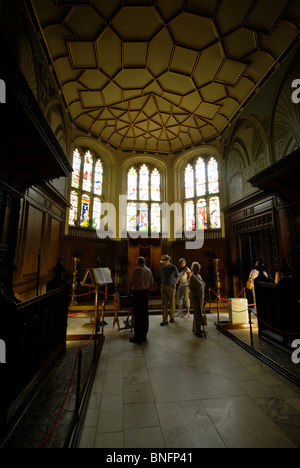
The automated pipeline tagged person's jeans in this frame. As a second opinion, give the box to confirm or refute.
[161,284,176,321]
[133,289,149,341]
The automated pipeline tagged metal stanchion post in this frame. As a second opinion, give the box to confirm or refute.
[248,308,254,347]
[217,295,220,326]
[75,349,82,421]
[70,257,79,306]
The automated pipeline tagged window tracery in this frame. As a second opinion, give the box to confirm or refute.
[127,164,161,234]
[69,148,104,229]
[184,156,221,231]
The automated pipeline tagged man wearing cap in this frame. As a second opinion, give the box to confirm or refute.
[160,254,179,326]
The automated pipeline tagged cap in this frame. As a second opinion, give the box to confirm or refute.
[160,254,171,263]
[179,258,186,264]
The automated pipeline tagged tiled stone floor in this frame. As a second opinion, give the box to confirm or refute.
[79,314,300,449]
[4,312,300,449]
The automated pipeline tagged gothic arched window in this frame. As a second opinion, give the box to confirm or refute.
[184,156,221,231]
[127,164,161,233]
[69,148,104,229]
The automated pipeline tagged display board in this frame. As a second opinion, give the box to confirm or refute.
[92,268,113,286]
[81,267,113,288]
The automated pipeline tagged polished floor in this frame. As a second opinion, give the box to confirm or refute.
[79,314,300,449]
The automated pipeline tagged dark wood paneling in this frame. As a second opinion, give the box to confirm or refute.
[13,184,68,301]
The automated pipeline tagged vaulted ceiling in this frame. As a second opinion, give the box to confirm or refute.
[28,0,300,154]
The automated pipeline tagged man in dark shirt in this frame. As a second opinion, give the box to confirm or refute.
[160,254,179,326]
[129,256,154,343]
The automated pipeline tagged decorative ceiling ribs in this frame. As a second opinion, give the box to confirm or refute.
[30,0,300,153]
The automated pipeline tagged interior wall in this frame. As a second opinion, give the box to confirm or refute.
[223,47,300,293]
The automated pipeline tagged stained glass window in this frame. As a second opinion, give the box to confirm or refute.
[196,199,207,230]
[209,197,221,229]
[72,149,81,189]
[92,198,102,230]
[69,191,78,226]
[138,203,149,232]
[127,202,137,231]
[94,160,103,196]
[139,165,149,201]
[151,168,161,201]
[196,157,206,196]
[185,201,195,231]
[82,151,93,192]
[151,203,161,233]
[185,164,194,199]
[80,194,90,227]
[208,157,219,194]
[70,148,104,229]
[184,155,221,231]
[127,164,161,235]
[128,167,137,200]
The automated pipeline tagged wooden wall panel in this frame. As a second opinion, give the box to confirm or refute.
[13,183,68,301]
[48,218,61,273]
[22,205,44,276]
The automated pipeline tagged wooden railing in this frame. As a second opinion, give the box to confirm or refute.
[0,284,69,434]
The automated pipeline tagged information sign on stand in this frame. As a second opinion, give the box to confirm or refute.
[81,268,113,334]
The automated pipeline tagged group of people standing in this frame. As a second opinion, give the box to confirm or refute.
[128,254,205,344]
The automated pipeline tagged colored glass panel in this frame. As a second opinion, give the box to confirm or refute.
[72,149,81,188]
[94,160,103,195]
[151,203,161,233]
[139,164,149,201]
[208,157,219,194]
[185,164,194,199]
[196,157,206,196]
[82,151,93,192]
[151,168,161,201]
[185,201,195,231]
[92,198,101,229]
[209,197,221,229]
[128,167,137,200]
[80,194,90,227]
[127,202,137,231]
[69,191,78,225]
[196,199,207,230]
[138,203,149,232]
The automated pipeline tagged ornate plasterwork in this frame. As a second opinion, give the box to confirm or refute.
[272,51,300,162]
[225,118,269,205]
[28,0,300,154]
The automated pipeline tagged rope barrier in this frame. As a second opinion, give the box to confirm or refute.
[249,310,300,336]
[98,289,115,297]
[208,287,256,306]
[68,307,95,317]
[36,325,96,449]
[69,289,96,298]
[235,287,246,298]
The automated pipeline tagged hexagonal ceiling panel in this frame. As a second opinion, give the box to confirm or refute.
[29,0,300,154]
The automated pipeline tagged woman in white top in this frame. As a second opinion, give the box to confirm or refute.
[247,259,269,312]
[176,258,191,318]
